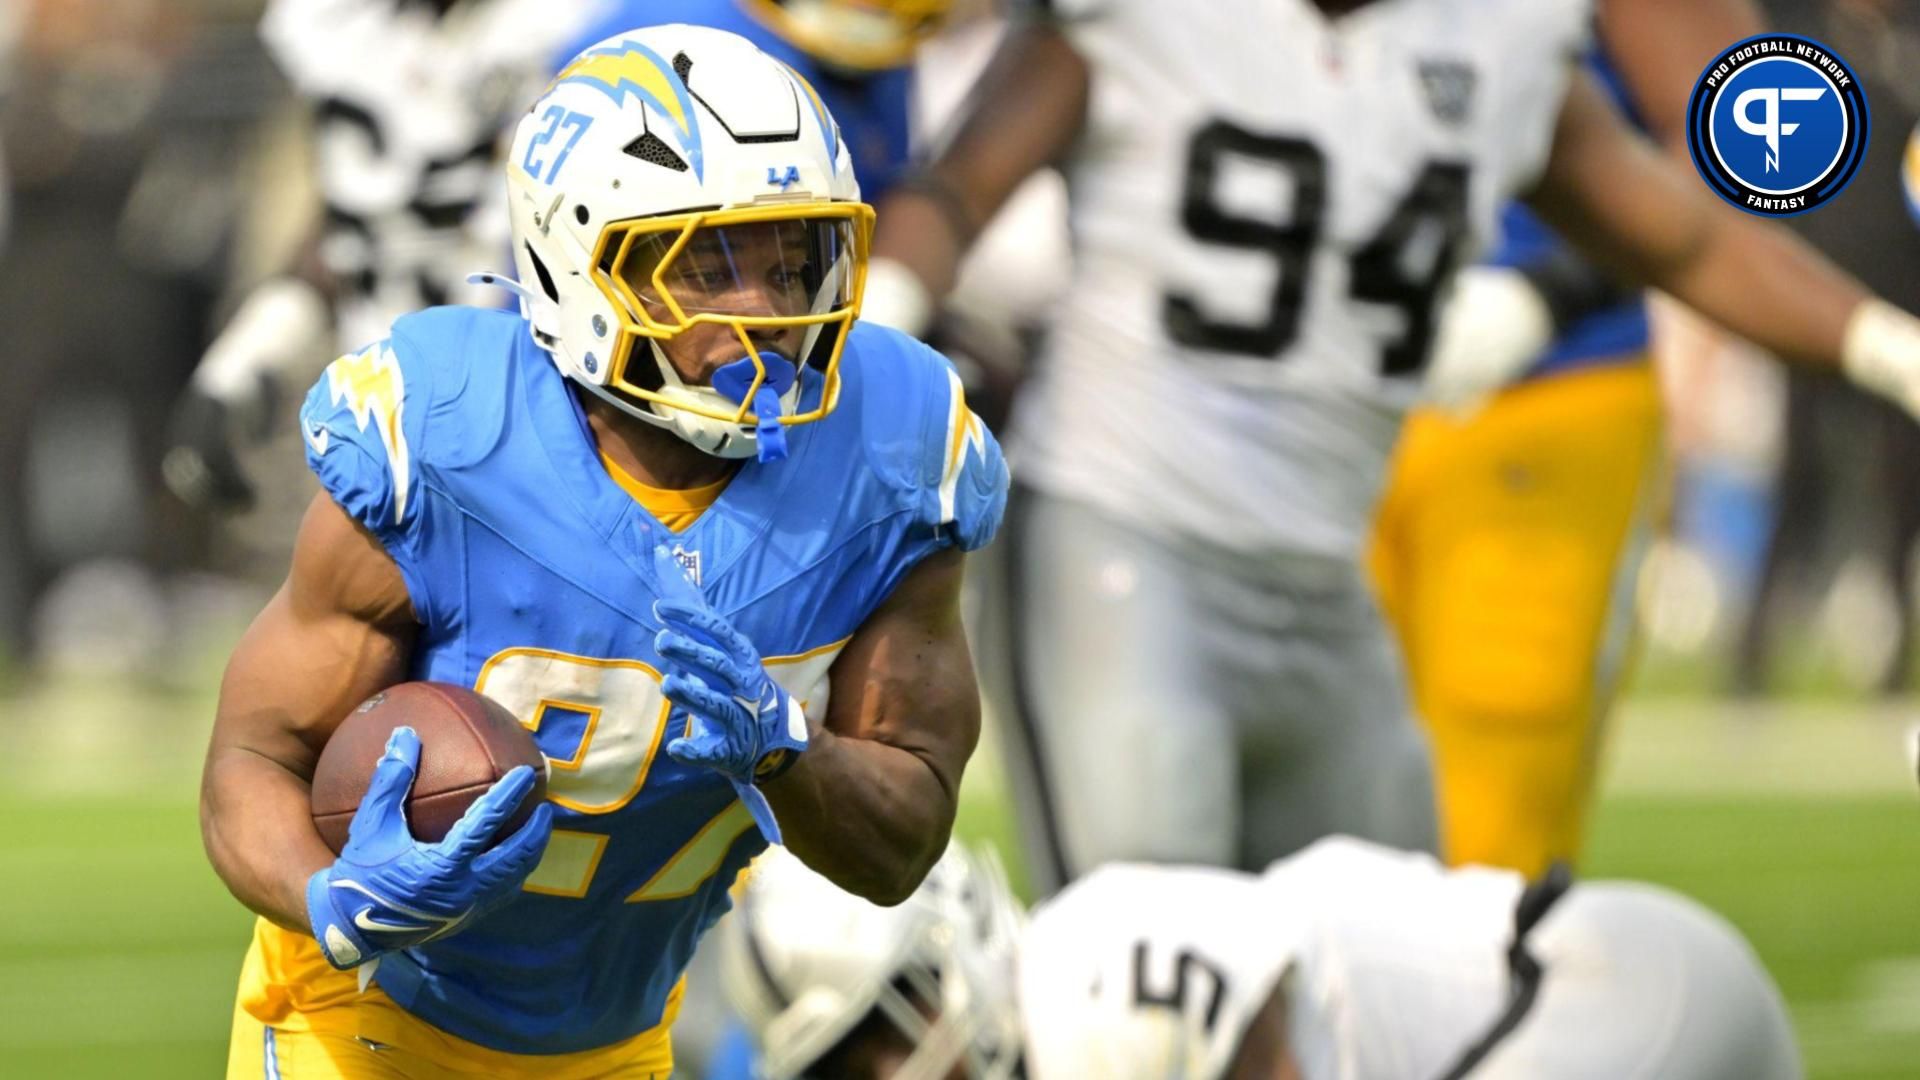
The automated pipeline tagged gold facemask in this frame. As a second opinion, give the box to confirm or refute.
[589,201,877,429]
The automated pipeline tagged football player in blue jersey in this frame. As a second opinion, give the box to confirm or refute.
[165,0,937,516]
[551,5,949,1073]
[200,23,1008,1079]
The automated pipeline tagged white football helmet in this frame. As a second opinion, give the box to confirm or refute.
[720,844,1025,1080]
[502,24,872,462]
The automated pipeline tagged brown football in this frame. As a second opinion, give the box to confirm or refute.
[311,682,548,855]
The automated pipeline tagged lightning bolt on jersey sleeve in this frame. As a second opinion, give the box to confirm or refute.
[859,324,1010,556]
[297,313,468,622]
[917,359,1010,555]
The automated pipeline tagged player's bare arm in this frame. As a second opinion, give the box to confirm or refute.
[765,548,980,905]
[1526,70,1866,369]
[1602,0,1764,151]
[1422,0,1771,407]
[199,491,415,931]
[868,19,1088,320]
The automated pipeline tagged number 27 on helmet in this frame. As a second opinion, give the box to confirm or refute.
[502,24,874,463]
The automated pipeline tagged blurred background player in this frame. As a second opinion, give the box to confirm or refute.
[203,25,1009,1078]
[863,0,1920,895]
[726,840,1801,1079]
[1365,0,1767,879]
[0,0,283,678]
[865,0,1594,884]
[160,0,598,516]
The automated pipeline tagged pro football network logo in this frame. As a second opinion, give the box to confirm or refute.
[1687,35,1869,216]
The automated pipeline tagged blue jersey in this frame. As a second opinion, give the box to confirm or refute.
[562,0,915,199]
[297,309,1007,1054]
[1492,47,1651,376]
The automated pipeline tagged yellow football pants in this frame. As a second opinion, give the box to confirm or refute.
[1369,359,1663,878]
[225,919,676,1079]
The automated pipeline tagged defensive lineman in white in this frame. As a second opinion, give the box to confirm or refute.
[867,0,1920,888]
[873,0,1594,876]
[726,842,1802,1080]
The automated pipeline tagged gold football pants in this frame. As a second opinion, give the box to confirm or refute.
[225,919,676,1079]
[1370,359,1663,878]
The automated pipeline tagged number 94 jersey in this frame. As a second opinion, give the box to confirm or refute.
[1013,0,1591,558]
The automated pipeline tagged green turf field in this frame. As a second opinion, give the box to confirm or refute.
[2,680,1916,1078]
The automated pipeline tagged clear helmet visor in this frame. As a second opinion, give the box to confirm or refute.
[586,205,873,459]
[613,215,857,331]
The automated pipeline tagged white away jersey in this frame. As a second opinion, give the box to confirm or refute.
[261,0,595,349]
[1011,0,1591,557]
[1019,837,1528,1080]
[1018,862,1296,1080]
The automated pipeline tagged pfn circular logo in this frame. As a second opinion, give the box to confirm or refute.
[1687,35,1869,216]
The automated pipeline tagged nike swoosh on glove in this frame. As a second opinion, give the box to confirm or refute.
[306,726,553,969]
[651,544,809,846]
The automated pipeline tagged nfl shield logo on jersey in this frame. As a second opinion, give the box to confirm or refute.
[672,545,702,586]
[1416,59,1477,127]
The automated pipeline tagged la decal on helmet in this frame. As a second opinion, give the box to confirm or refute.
[498,24,873,464]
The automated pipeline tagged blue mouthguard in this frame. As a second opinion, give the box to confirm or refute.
[711,351,798,463]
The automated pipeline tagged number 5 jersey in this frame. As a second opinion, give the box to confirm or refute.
[1012,0,1591,558]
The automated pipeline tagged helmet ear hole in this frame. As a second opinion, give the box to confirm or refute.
[524,242,561,303]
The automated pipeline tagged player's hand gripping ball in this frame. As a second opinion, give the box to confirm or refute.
[305,684,554,969]
[651,545,809,846]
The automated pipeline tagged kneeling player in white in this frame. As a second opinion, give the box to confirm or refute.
[725,841,1801,1079]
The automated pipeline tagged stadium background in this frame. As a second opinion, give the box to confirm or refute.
[2,1,1919,1077]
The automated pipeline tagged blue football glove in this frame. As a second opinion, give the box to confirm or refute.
[306,726,554,969]
[652,544,808,846]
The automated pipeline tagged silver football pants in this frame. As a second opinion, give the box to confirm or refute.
[985,487,1438,895]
